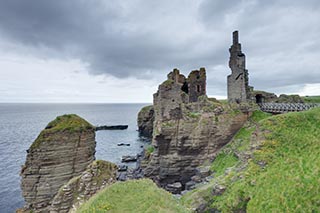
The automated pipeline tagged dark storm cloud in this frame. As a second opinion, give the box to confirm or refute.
[0,0,220,78]
[0,0,319,94]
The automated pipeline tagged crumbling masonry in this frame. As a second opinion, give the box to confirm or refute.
[227,31,252,103]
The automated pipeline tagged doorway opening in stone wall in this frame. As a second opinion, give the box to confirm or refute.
[255,94,263,104]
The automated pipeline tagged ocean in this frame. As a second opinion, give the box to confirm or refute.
[0,103,150,213]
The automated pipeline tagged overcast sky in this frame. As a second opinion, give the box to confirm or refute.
[0,0,319,103]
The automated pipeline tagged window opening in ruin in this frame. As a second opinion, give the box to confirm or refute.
[181,82,189,94]
[197,85,201,93]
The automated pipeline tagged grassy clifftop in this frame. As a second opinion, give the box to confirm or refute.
[30,114,94,149]
[183,108,320,212]
[45,114,94,132]
[77,179,190,213]
[76,108,320,212]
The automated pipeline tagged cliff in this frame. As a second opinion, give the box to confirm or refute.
[182,108,320,212]
[50,160,117,213]
[20,114,96,212]
[140,68,252,192]
[137,105,154,138]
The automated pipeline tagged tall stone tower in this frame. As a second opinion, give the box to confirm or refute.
[227,31,250,103]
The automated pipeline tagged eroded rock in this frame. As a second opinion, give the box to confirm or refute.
[50,160,117,213]
[141,68,250,193]
[20,114,96,212]
[137,105,154,138]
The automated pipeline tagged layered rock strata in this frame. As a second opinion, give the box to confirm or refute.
[50,160,117,213]
[141,69,250,192]
[20,114,96,212]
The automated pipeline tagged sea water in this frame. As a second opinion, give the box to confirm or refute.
[0,103,150,212]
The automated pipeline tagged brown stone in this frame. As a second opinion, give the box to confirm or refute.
[20,114,96,212]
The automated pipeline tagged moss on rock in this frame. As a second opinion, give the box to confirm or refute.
[31,114,94,149]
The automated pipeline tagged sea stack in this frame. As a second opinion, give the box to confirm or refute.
[20,114,96,212]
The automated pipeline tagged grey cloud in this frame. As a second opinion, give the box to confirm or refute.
[199,0,320,94]
[0,0,319,96]
[0,0,219,78]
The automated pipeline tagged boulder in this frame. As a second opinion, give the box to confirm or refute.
[121,155,137,162]
[165,182,182,194]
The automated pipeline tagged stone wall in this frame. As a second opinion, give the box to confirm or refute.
[227,31,251,103]
[188,68,206,102]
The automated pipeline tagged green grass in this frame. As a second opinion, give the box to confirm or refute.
[232,126,255,151]
[187,112,201,119]
[226,110,270,152]
[303,95,320,103]
[210,152,239,177]
[139,105,153,114]
[31,114,93,149]
[145,145,155,158]
[45,114,93,132]
[77,179,191,213]
[161,79,174,87]
[211,108,320,212]
[250,110,272,123]
[218,99,228,104]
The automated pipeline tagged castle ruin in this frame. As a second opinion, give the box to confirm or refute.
[227,31,251,103]
[166,67,206,103]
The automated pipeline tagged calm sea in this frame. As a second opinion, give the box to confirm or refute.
[0,103,150,213]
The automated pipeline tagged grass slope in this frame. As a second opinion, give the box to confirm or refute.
[183,108,320,212]
[303,96,320,103]
[77,179,190,213]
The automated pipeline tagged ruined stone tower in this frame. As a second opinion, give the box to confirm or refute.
[227,31,250,103]
[188,68,206,102]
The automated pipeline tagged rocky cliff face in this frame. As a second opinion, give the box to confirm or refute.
[141,69,251,192]
[137,105,154,138]
[50,160,117,213]
[20,114,96,212]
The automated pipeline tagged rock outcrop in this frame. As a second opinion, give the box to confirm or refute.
[142,68,251,192]
[20,114,96,212]
[50,160,117,213]
[137,105,154,138]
